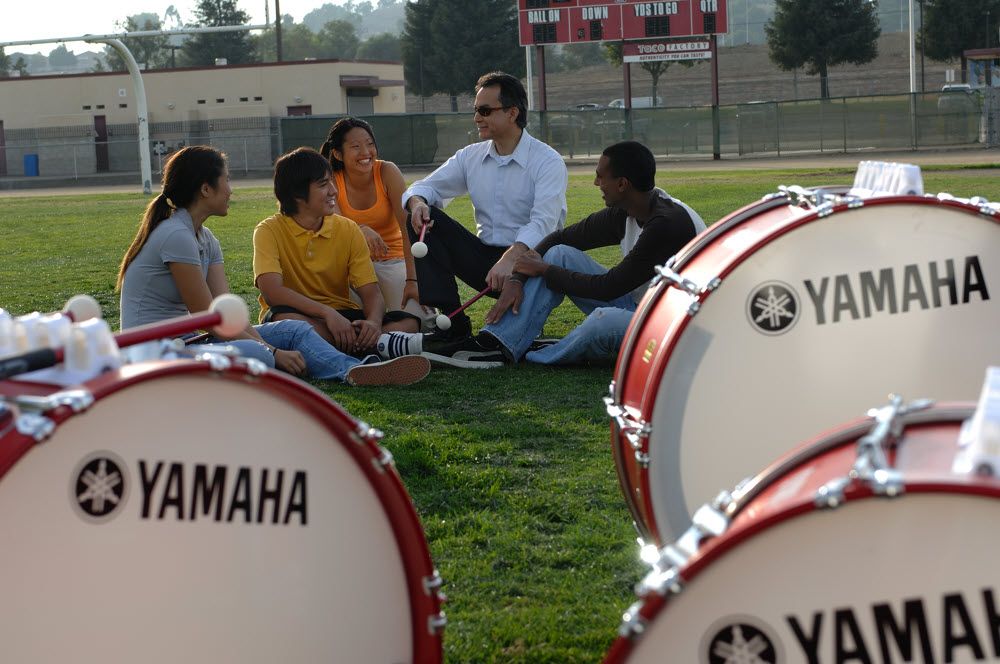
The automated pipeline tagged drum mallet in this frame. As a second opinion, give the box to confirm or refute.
[434,286,492,331]
[61,294,102,322]
[0,295,248,381]
[411,222,430,259]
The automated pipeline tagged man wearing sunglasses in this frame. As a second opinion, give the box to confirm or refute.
[401,71,568,345]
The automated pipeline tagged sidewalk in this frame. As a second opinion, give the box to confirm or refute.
[1,146,996,198]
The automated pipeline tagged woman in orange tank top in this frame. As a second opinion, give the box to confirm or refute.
[320,118,425,319]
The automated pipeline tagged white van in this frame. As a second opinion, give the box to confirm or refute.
[608,96,663,109]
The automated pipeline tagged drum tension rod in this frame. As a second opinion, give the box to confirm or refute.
[654,257,721,315]
[815,395,934,508]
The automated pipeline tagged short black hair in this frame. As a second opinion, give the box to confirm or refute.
[273,147,331,215]
[476,71,528,129]
[318,117,378,172]
[602,141,656,192]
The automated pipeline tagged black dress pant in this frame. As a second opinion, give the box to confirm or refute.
[406,206,507,337]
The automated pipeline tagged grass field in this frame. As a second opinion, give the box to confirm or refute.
[2,164,999,662]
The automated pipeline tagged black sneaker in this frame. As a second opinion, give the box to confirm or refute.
[527,338,560,352]
[422,332,507,368]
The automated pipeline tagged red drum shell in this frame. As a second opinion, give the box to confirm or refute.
[606,403,998,663]
[610,194,1000,545]
[0,360,443,663]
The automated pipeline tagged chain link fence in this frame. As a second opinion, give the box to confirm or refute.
[1,90,994,182]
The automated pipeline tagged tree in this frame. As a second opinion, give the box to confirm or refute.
[13,57,30,77]
[401,0,523,111]
[765,0,880,99]
[256,23,320,61]
[104,14,170,71]
[48,45,78,69]
[356,32,401,61]
[923,0,1000,81]
[316,19,360,59]
[603,42,693,106]
[0,48,10,79]
[182,0,253,66]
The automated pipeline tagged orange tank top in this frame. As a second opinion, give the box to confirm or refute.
[334,160,403,260]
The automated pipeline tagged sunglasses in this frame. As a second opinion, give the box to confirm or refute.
[473,105,511,117]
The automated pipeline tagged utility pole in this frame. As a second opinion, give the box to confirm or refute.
[275,0,283,61]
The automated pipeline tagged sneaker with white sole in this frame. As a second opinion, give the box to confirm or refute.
[377,331,423,359]
[422,332,508,367]
[345,355,431,386]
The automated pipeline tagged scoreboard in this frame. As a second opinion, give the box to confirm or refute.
[518,0,728,46]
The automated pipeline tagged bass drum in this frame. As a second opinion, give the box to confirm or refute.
[605,401,997,663]
[607,190,1000,545]
[0,358,445,663]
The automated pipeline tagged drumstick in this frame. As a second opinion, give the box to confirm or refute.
[434,286,491,331]
[0,294,248,381]
[411,222,429,259]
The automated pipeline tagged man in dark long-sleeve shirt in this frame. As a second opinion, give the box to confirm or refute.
[462,141,705,364]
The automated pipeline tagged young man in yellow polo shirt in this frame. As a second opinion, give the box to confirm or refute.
[253,147,428,383]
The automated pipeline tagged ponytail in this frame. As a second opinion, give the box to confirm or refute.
[116,193,174,291]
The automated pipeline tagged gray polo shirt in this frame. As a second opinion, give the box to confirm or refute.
[119,208,223,329]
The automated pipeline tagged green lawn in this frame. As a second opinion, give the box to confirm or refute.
[2,165,999,662]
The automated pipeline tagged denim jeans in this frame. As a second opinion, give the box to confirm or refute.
[196,339,276,368]
[255,319,360,381]
[483,245,637,365]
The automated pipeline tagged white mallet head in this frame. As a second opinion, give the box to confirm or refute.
[435,313,452,331]
[63,294,102,322]
[210,294,250,338]
[411,241,428,258]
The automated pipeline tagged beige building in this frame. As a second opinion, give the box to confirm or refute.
[0,59,405,178]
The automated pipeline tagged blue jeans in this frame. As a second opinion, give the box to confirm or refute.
[255,319,360,381]
[196,339,276,368]
[483,245,638,365]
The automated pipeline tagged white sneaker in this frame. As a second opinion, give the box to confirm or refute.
[377,331,423,359]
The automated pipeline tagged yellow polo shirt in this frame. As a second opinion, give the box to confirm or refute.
[252,212,377,321]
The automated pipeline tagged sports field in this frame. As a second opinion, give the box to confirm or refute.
[2,163,998,662]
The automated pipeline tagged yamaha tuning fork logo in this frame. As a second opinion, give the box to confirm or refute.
[704,618,779,664]
[747,281,800,335]
[72,452,129,521]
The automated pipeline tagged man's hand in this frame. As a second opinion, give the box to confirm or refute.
[484,254,515,292]
[401,280,421,310]
[408,197,432,234]
[352,319,382,352]
[360,225,389,260]
[485,279,524,325]
[324,310,357,351]
[512,250,548,277]
[273,349,307,377]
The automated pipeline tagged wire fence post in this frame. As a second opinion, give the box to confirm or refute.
[842,97,848,153]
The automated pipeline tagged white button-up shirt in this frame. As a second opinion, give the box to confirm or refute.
[402,129,568,248]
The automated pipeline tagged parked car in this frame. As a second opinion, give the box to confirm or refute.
[608,96,663,109]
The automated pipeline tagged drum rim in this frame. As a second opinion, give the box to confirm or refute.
[0,359,444,662]
[609,194,999,543]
